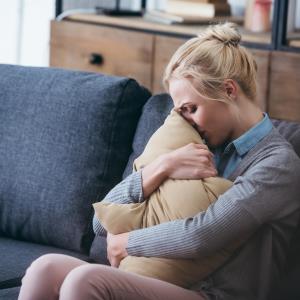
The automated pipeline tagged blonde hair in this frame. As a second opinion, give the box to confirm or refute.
[163,22,258,103]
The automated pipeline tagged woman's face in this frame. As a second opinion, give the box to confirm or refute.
[169,78,236,148]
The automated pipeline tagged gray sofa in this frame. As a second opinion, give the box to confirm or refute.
[0,64,299,300]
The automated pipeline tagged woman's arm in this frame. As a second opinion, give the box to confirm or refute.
[103,170,144,205]
[93,170,144,236]
[105,143,217,265]
[126,148,300,259]
[94,143,216,236]
[142,143,216,198]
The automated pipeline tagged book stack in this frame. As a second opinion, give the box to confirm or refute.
[144,0,232,25]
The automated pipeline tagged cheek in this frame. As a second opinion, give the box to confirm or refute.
[200,107,223,129]
[194,108,210,127]
[216,114,232,130]
[193,103,233,135]
[214,111,234,140]
[206,106,233,143]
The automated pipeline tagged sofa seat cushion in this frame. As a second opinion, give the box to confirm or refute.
[0,64,150,253]
[0,287,20,300]
[0,237,91,289]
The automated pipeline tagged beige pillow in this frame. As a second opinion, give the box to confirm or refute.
[93,109,237,288]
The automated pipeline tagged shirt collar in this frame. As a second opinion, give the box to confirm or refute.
[220,113,273,157]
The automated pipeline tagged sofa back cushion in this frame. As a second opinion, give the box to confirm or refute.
[0,64,150,253]
[123,94,173,178]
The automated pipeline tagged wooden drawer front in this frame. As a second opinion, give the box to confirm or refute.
[269,52,300,122]
[249,49,270,111]
[152,35,186,94]
[50,21,153,90]
[153,36,269,112]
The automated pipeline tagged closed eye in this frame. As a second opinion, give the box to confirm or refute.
[179,104,197,116]
[190,105,197,113]
[182,105,197,114]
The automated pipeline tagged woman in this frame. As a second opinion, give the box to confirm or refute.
[18,23,300,300]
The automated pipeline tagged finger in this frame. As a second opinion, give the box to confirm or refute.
[199,158,216,170]
[193,143,209,150]
[207,159,215,169]
[196,148,214,159]
[111,257,120,268]
[196,155,214,168]
[205,153,216,166]
[208,168,218,176]
[107,253,112,265]
[110,259,117,268]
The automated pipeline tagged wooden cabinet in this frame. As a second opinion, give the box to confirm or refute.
[269,51,300,122]
[152,35,186,94]
[251,49,270,112]
[50,21,153,89]
[50,17,300,122]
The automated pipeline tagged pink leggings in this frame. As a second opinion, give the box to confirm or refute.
[18,254,207,300]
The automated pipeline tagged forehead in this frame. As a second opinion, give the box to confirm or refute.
[169,78,205,109]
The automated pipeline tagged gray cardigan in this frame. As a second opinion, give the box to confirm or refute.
[93,128,300,300]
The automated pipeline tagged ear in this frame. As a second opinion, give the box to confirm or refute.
[224,79,238,100]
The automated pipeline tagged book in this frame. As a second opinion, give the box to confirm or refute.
[144,9,241,25]
[144,10,183,24]
[166,0,231,18]
[168,0,228,3]
[144,10,211,24]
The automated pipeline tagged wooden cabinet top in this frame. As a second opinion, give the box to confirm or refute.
[66,14,271,45]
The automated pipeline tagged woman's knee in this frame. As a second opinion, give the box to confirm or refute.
[19,254,67,300]
[61,265,100,289]
[23,253,67,285]
[60,265,109,300]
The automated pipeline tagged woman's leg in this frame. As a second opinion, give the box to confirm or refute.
[59,263,207,300]
[18,253,88,300]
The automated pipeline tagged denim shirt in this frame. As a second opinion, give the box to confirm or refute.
[213,113,273,179]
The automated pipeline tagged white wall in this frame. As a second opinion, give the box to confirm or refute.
[0,0,55,66]
[296,0,300,29]
[20,0,55,66]
[0,0,20,64]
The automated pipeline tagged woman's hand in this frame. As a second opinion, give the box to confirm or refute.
[164,143,217,179]
[106,232,129,268]
[141,143,217,198]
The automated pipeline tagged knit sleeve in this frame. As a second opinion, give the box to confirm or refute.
[126,149,300,259]
[93,170,144,236]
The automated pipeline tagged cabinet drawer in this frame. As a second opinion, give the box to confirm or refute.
[50,21,153,90]
[249,49,270,111]
[153,35,186,94]
[269,51,300,122]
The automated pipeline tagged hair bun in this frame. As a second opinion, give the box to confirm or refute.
[199,22,241,47]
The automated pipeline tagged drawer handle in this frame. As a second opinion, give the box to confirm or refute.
[89,53,104,65]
